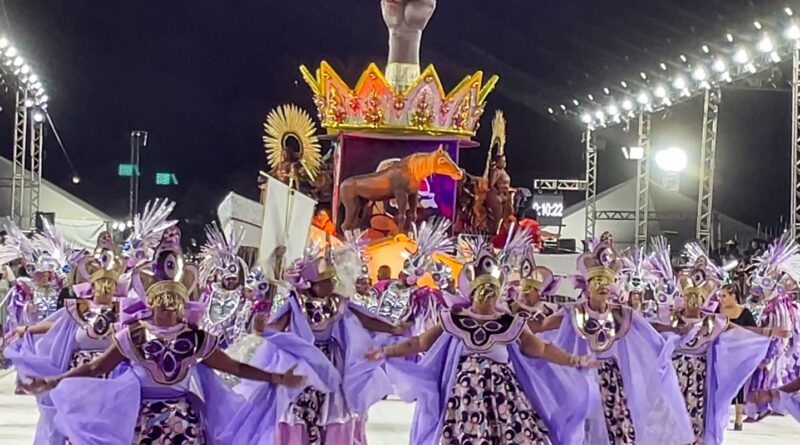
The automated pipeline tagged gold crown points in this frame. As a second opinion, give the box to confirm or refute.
[587,267,616,283]
[145,280,189,302]
[299,61,499,138]
[90,268,121,284]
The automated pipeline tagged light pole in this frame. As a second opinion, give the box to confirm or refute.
[129,131,148,221]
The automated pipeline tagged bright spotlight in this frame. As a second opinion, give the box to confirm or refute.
[787,7,794,16]
[753,21,762,30]
[560,104,567,111]
[71,175,81,185]
[29,73,38,83]
[655,147,688,173]
[587,94,594,101]
[547,107,554,115]
[4,46,16,58]
[41,94,49,103]
[607,104,619,115]
[726,33,734,42]
[636,92,650,104]
[733,48,749,64]
[32,111,44,122]
[622,99,633,111]
[757,35,774,53]
[13,56,23,66]
[673,76,687,90]
[653,85,667,98]
[701,44,710,54]
[640,72,647,80]
[660,62,668,71]
[594,110,605,120]
[24,98,34,108]
[620,80,628,89]
[603,87,611,95]
[692,66,707,81]
[580,113,592,124]
[0,37,7,49]
[622,146,645,160]
[572,99,580,106]
[788,25,800,40]
[20,64,29,74]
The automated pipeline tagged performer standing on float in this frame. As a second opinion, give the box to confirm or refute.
[368,236,595,445]
[654,242,772,445]
[22,229,305,445]
[539,240,694,445]
[745,233,800,419]
[5,249,127,445]
[199,222,249,348]
[226,240,405,445]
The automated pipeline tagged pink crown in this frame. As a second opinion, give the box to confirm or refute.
[299,61,498,138]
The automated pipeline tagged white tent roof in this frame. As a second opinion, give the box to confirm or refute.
[544,178,757,250]
[0,156,111,248]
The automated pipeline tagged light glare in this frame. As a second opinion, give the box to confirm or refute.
[655,147,688,173]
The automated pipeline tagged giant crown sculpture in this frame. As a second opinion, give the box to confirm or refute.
[300,61,497,138]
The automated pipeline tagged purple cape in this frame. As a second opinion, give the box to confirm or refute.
[550,308,695,445]
[384,331,594,445]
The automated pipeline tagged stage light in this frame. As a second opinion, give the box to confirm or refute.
[679,54,688,63]
[733,48,749,64]
[607,104,619,115]
[653,85,667,98]
[587,94,594,101]
[32,111,44,122]
[603,87,611,95]
[720,71,732,83]
[636,91,649,104]
[560,104,567,111]
[71,175,81,185]
[620,80,628,88]
[41,94,49,103]
[594,110,605,120]
[4,46,16,58]
[692,66,707,81]
[753,21,762,30]
[0,38,8,49]
[20,64,29,74]
[701,44,710,54]
[726,33,734,42]
[712,58,726,72]
[660,62,668,71]
[622,146,645,160]
[655,147,688,173]
[788,24,800,40]
[787,7,794,16]
[757,35,773,53]
[580,113,592,124]
[24,98,33,108]
[673,76,687,90]
[771,51,782,63]
[13,56,23,66]
[640,72,647,80]
[126,220,134,228]
[622,99,633,111]
[662,97,673,106]
[573,99,580,106]
[547,107,554,114]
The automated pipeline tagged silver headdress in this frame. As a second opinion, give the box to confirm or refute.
[749,233,800,301]
[30,217,79,279]
[402,217,454,285]
[647,236,679,307]
[122,199,178,268]
[199,222,248,285]
[620,246,649,295]
[0,218,36,267]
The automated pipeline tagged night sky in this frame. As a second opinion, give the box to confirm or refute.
[0,0,793,238]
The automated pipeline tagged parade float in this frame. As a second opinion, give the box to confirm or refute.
[217,0,521,286]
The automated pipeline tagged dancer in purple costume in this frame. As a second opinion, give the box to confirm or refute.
[744,233,800,419]
[225,240,405,445]
[539,240,695,445]
[367,235,596,445]
[653,242,773,445]
[22,241,304,445]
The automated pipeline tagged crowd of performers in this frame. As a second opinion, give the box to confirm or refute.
[2,204,800,444]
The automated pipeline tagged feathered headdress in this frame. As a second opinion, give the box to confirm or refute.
[458,234,505,301]
[31,217,79,279]
[343,229,370,281]
[0,218,36,267]
[749,233,800,300]
[199,222,247,285]
[647,236,679,306]
[402,217,454,284]
[122,199,178,266]
[683,241,727,283]
[620,246,649,294]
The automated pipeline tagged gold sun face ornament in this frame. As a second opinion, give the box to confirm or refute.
[262,104,323,184]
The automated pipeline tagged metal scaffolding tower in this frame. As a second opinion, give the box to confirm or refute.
[696,87,721,249]
[28,116,43,229]
[583,130,597,246]
[792,42,800,240]
[634,113,651,248]
[11,89,28,228]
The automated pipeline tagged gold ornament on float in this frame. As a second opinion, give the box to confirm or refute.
[262,104,322,183]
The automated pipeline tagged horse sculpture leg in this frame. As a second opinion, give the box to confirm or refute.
[394,191,409,231]
[340,183,358,231]
[407,193,419,226]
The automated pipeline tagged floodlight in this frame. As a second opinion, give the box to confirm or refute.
[24,98,33,108]
[560,104,567,111]
[640,72,647,80]
[573,99,580,106]
[733,48,749,64]
[547,107,554,114]
[673,76,687,90]
[32,111,44,122]
[603,87,611,95]
[20,64,29,74]
[753,21,762,30]
[692,66,707,81]
[660,62,668,71]
[622,146,645,160]
[4,46,16,57]
[712,58,726,72]
[580,113,591,124]
[587,94,594,101]
[726,33,734,42]
[13,56,23,66]
[701,45,710,54]
[789,24,800,40]
[636,92,649,104]
[757,35,773,53]
[41,94,49,103]
[620,80,628,88]
[622,99,633,111]
[653,85,667,98]
[607,104,619,115]
[787,7,794,16]
[0,38,8,49]
[655,147,688,173]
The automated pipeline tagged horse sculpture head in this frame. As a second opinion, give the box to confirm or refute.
[431,146,463,181]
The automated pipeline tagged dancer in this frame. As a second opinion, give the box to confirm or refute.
[744,233,800,419]
[199,222,249,348]
[120,198,178,272]
[226,239,403,445]
[541,240,694,445]
[346,231,380,313]
[619,246,648,312]
[224,267,273,366]
[660,246,771,445]
[5,250,127,445]
[369,236,594,445]
[22,241,305,445]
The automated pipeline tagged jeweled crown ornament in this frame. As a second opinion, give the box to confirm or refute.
[299,0,497,138]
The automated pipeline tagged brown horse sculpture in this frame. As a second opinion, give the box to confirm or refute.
[339,145,463,231]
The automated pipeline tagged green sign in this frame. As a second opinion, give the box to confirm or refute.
[118,163,140,177]
[155,172,178,186]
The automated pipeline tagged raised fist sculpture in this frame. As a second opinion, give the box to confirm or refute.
[381,0,437,89]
